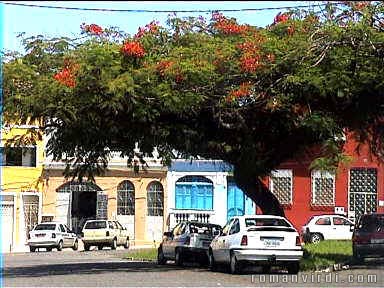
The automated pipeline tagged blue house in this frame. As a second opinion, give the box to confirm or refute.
[166,160,255,228]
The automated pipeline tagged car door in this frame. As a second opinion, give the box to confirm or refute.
[223,219,240,263]
[163,223,179,257]
[115,221,128,244]
[113,221,123,245]
[332,216,354,240]
[64,224,76,246]
[313,216,332,239]
[215,218,234,262]
[59,224,70,247]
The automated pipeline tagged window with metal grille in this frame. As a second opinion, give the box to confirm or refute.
[147,181,164,216]
[311,170,335,206]
[270,169,292,205]
[117,180,135,215]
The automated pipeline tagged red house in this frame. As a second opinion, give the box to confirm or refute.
[259,133,384,230]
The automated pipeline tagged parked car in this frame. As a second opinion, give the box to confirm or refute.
[352,213,384,262]
[81,219,130,251]
[209,215,303,274]
[157,221,222,266]
[301,214,354,244]
[28,222,79,252]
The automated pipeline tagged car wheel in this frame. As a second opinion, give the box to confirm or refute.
[208,251,217,272]
[98,245,103,250]
[29,246,36,252]
[111,238,117,250]
[124,238,130,249]
[46,247,52,252]
[72,240,78,251]
[310,233,323,244]
[230,252,241,274]
[287,262,300,274]
[175,248,183,266]
[84,244,91,251]
[157,247,167,265]
[57,240,63,251]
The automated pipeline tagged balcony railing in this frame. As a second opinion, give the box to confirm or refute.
[167,209,215,229]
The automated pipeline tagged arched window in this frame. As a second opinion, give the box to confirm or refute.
[117,180,135,215]
[147,181,164,216]
[175,176,213,210]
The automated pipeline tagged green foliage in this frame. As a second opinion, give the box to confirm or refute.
[2,2,384,190]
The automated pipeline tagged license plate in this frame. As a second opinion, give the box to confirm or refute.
[264,239,280,247]
[36,234,45,237]
[371,238,384,244]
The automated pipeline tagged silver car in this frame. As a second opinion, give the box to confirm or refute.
[157,221,222,266]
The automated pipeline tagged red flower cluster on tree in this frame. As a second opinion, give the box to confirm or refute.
[212,12,248,35]
[156,60,174,76]
[354,1,369,10]
[228,82,252,100]
[53,59,79,88]
[121,41,146,58]
[81,23,103,35]
[134,21,160,38]
[274,12,290,24]
[240,56,261,73]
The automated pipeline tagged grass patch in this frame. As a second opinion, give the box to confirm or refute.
[123,248,157,261]
[300,240,352,271]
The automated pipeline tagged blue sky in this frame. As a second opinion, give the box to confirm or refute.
[2,1,322,53]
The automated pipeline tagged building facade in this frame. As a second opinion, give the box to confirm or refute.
[166,160,256,229]
[265,135,384,230]
[42,150,168,247]
[1,125,44,252]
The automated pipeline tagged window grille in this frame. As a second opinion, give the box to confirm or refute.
[311,170,335,206]
[1,147,36,167]
[147,181,164,216]
[270,169,292,205]
[117,180,135,215]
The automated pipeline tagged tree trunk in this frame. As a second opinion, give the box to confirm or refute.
[233,166,285,217]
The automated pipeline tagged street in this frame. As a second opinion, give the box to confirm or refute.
[2,249,384,287]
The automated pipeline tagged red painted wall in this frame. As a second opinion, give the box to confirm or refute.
[259,134,384,231]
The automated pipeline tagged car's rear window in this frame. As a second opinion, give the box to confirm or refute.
[34,224,56,230]
[189,223,222,235]
[358,215,384,232]
[245,218,291,227]
[84,221,107,229]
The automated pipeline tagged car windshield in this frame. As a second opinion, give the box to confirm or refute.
[358,215,384,232]
[84,221,107,229]
[34,224,56,230]
[245,218,291,227]
[189,223,222,235]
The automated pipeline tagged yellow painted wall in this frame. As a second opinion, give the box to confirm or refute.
[43,168,167,246]
[1,126,45,248]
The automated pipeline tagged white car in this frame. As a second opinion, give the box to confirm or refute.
[208,215,303,274]
[81,220,130,251]
[28,222,79,252]
[301,214,354,244]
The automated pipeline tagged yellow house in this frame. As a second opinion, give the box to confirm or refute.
[1,124,45,252]
[42,148,168,247]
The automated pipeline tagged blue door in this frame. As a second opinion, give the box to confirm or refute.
[227,182,244,220]
[227,181,255,220]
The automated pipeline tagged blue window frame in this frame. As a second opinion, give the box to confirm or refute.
[175,176,213,210]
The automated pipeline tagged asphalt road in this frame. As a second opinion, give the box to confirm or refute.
[2,248,384,287]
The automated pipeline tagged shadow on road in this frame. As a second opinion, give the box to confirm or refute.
[2,262,187,278]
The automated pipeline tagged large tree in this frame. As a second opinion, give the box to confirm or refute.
[3,1,384,216]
